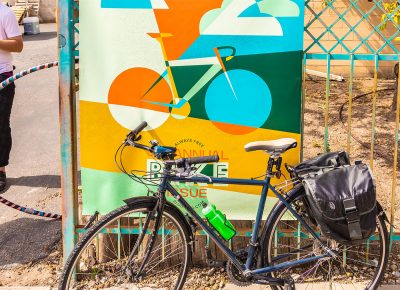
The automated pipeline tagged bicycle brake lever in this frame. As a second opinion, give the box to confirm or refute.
[174,167,190,177]
[189,173,212,183]
[124,133,141,145]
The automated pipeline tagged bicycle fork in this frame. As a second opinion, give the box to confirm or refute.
[124,198,165,280]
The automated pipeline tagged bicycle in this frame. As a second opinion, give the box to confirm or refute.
[59,121,389,290]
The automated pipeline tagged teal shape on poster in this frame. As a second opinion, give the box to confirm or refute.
[101,0,152,9]
[179,34,303,59]
[180,0,304,59]
[239,3,270,17]
[204,69,272,128]
[179,17,304,60]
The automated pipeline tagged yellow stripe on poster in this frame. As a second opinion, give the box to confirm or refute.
[80,100,301,196]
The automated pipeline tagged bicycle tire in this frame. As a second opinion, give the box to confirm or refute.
[262,187,389,290]
[59,198,192,290]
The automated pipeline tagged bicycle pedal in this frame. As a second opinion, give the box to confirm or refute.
[252,275,285,287]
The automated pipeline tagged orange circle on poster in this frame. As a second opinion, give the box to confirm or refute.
[108,68,173,130]
[108,68,172,111]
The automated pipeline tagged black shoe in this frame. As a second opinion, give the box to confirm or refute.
[0,171,6,192]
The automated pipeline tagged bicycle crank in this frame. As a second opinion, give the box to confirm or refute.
[226,249,252,287]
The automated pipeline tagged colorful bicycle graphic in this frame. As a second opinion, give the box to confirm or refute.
[108,32,273,135]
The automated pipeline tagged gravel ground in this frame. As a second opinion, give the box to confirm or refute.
[0,243,398,288]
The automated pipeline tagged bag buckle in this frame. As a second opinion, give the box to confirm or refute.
[343,198,363,240]
[343,198,360,223]
[343,198,358,222]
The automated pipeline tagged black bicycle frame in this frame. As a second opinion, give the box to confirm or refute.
[156,157,333,276]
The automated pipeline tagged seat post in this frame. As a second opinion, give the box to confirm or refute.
[266,154,284,180]
[246,157,275,270]
[266,156,275,176]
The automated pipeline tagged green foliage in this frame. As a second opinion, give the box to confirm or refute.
[380,1,400,31]
[312,139,322,148]
[325,141,331,153]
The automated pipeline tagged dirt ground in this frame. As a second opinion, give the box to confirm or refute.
[0,244,399,287]
[1,76,400,287]
[302,75,400,225]
[0,244,62,287]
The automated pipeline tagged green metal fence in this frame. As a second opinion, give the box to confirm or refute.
[303,0,400,247]
[58,0,400,261]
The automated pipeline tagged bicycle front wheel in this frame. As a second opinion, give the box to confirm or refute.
[59,198,191,290]
[263,187,389,290]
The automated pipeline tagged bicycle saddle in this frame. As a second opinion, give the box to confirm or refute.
[244,138,297,155]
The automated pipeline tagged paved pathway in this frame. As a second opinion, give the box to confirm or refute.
[0,23,61,266]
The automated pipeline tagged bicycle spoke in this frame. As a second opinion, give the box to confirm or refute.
[61,205,189,290]
[266,192,388,290]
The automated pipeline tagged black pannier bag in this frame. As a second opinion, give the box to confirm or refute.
[293,151,350,176]
[287,151,352,227]
[302,164,376,244]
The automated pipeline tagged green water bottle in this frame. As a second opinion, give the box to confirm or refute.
[202,203,236,241]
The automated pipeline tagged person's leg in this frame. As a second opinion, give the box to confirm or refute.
[0,79,15,191]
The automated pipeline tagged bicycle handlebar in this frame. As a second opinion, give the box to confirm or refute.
[165,155,220,168]
[125,122,219,167]
[125,121,153,151]
[130,121,148,137]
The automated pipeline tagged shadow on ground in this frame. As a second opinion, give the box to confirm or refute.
[4,172,82,190]
[0,218,61,266]
[7,175,61,189]
[22,32,57,42]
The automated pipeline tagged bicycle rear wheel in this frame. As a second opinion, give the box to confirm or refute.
[263,187,389,290]
[59,198,191,290]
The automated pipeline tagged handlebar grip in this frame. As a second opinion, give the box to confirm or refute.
[187,155,219,165]
[131,121,148,136]
[165,155,220,168]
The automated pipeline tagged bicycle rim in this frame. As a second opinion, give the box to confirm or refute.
[265,195,388,290]
[59,203,190,290]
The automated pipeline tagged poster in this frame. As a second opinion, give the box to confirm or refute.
[80,0,305,219]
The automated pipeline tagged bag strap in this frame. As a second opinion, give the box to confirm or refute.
[329,158,338,166]
[343,198,363,240]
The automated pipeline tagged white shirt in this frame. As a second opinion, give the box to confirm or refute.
[0,4,21,74]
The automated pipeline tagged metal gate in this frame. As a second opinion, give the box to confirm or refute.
[303,0,400,248]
